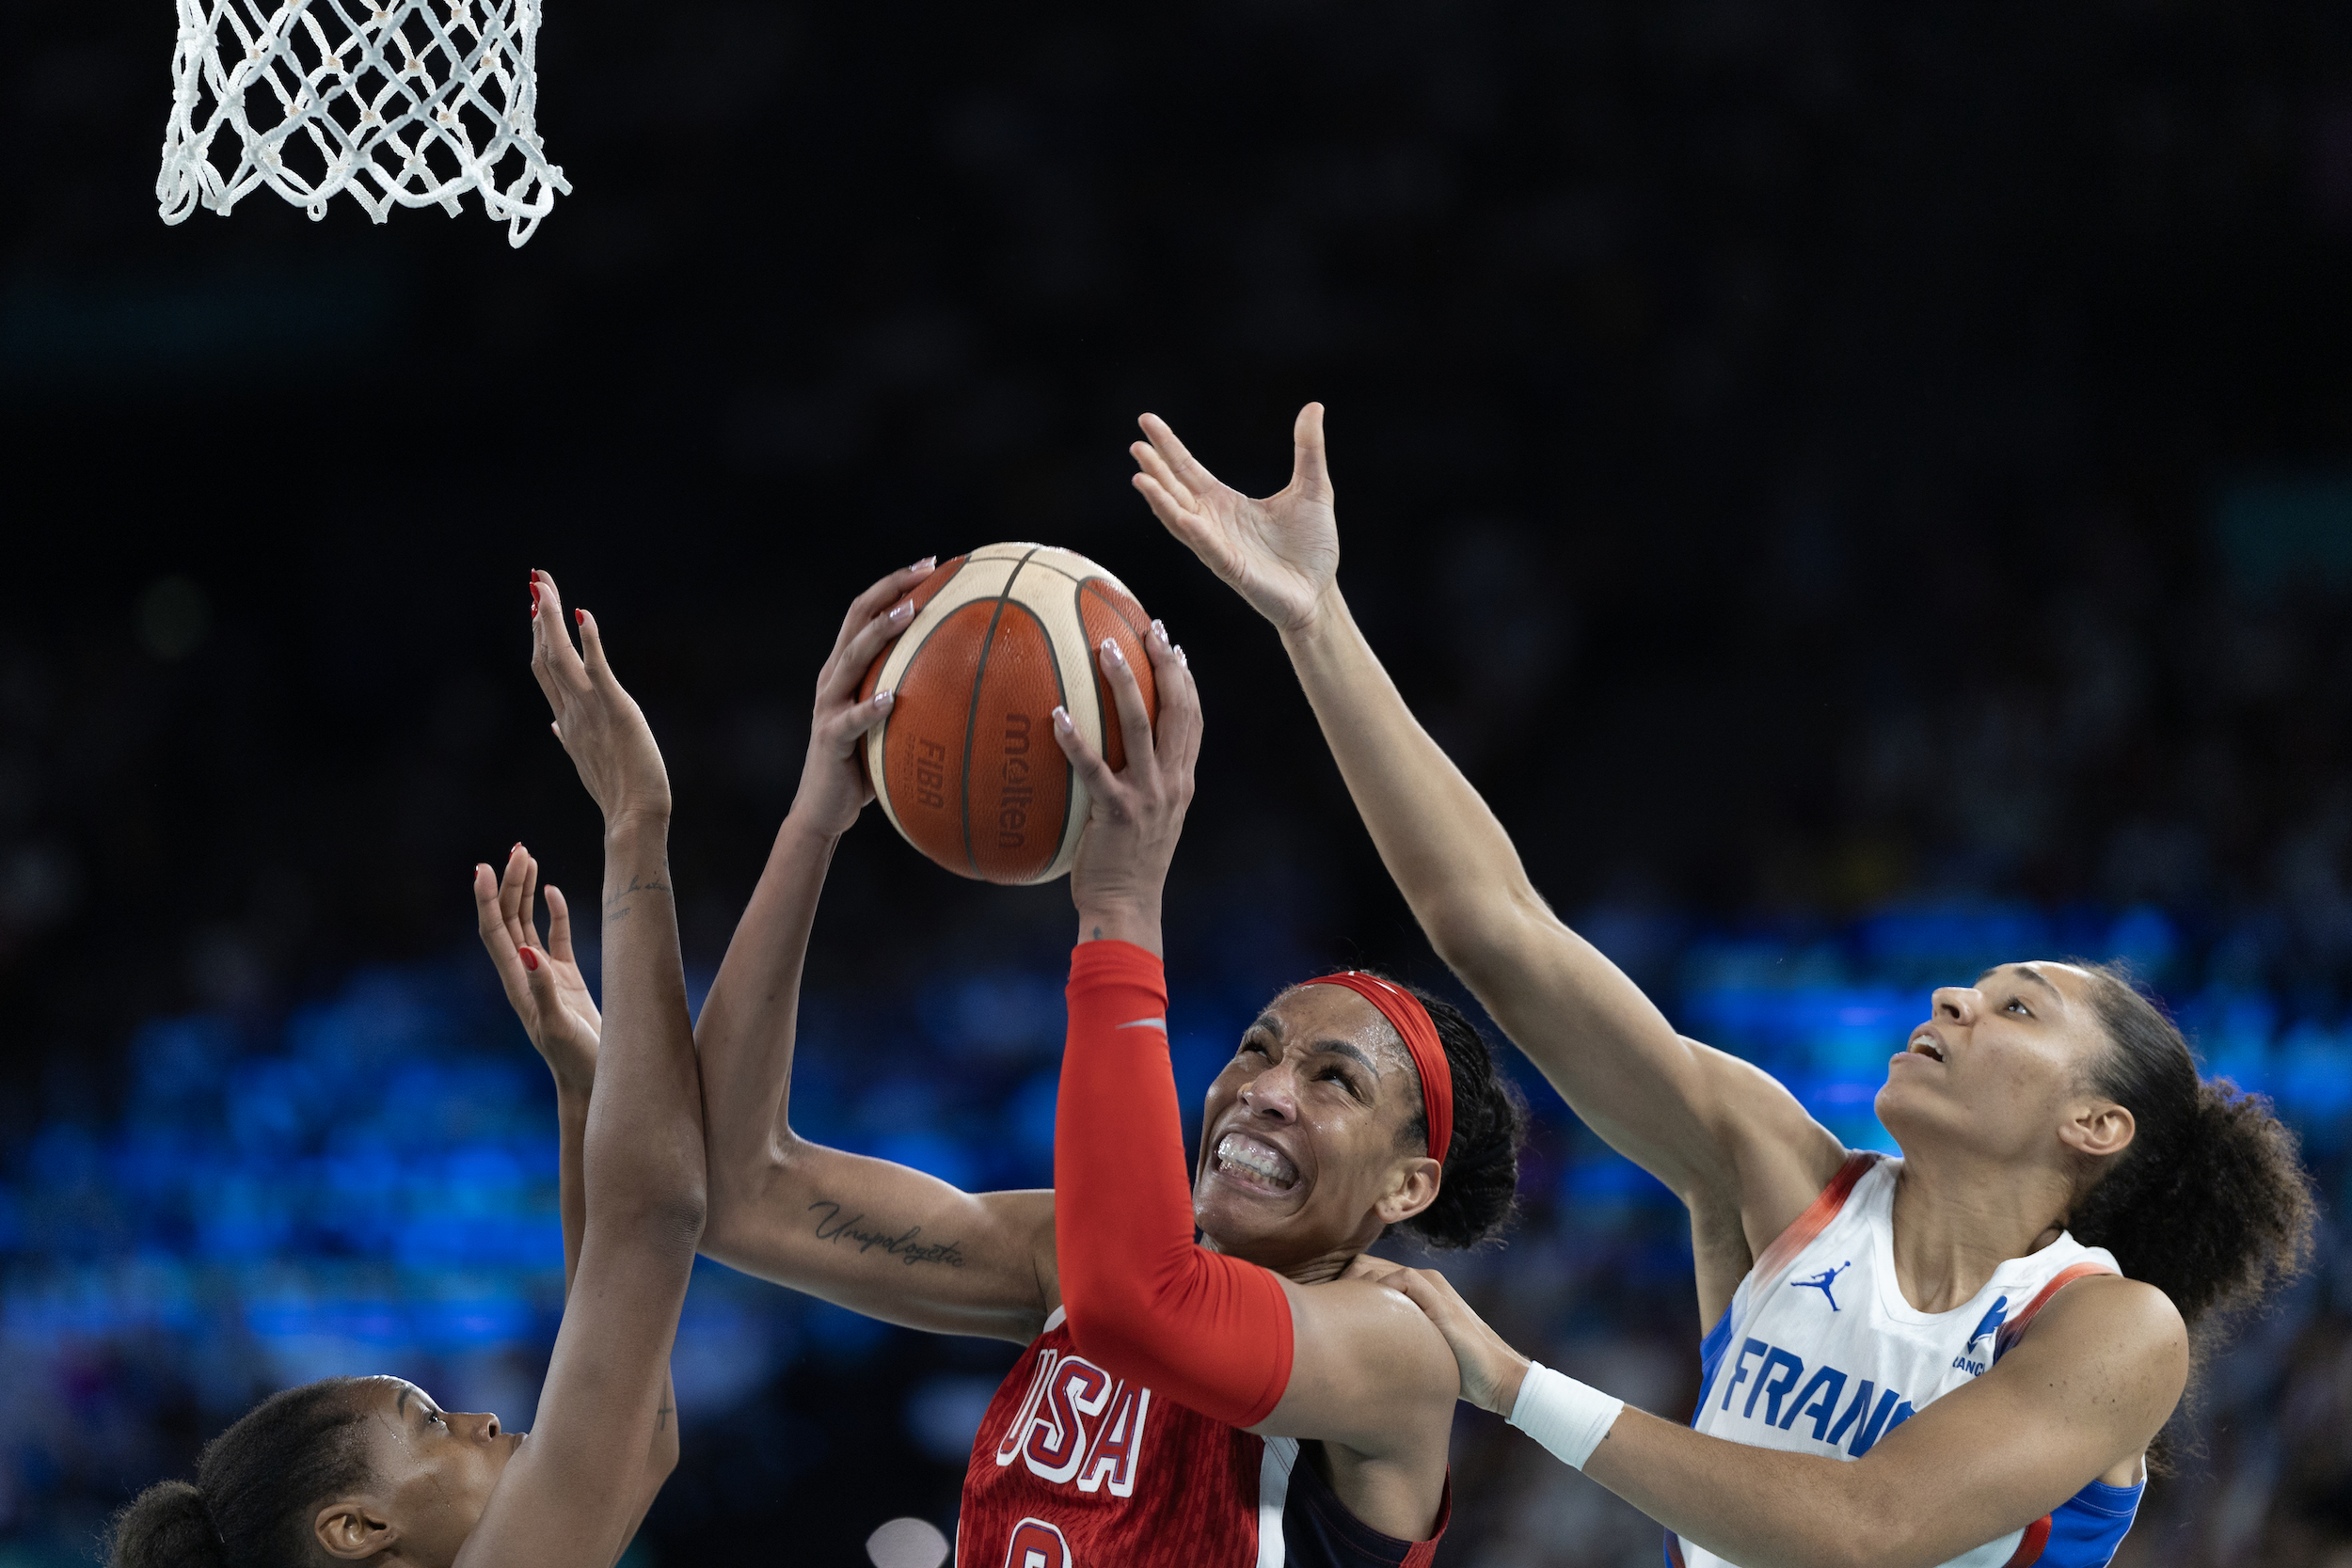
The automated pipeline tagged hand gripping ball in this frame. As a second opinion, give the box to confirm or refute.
[859,544,1158,884]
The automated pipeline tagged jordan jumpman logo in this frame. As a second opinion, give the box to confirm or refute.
[1791,1260,1852,1311]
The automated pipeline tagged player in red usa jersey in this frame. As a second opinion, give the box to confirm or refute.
[554,566,1529,1566]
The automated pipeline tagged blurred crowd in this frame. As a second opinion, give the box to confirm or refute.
[9,0,2352,1561]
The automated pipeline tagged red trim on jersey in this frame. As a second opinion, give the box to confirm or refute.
[1752,1151,1882,1283]
[2000,1513,2053,1567]
[1993,1261,2117,1363]
[1399,1479,1453,1568]
[1057,941,1295,1429]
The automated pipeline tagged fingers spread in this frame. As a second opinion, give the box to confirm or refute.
[1098,639,1155,778]
[544,883,578,964]
[835,558,937,648]
[1291,402,1333,503]
[1137,413,1222,497]
[819,684,897,759]
[1144,624,1200,771]
[824,597,915,706]
[1051,704,1114,799]
[574,606,613,684]
[473,861,535,1015]
[535,572,591,688]
[1130,441,1199,515]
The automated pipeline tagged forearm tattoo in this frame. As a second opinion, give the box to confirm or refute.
[808,1199,967,1268]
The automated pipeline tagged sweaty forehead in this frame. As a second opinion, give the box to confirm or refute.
[1262,984,1416,1076]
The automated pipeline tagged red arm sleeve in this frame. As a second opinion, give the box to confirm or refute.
[1054,940,1295,1428]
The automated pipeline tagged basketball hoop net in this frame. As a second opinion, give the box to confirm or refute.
[158,0,569,247]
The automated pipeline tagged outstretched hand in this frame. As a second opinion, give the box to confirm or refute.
[1130,403,1339,637]
[1051,622,1201,955]
[528,569,671,827]
[790,558,939,836]
[1341,1255,1533,1416]
[474,844,601,1095]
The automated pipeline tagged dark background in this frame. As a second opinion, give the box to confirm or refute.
[7,0,2352,1563]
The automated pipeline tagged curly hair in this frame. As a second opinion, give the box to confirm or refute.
[2066,962,2318,1460]
[108,1378,373,1568]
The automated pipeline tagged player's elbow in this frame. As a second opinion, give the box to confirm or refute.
[594,1183,709,1253]
[1059,1279,1152,1365]
[1815,1471,1930,1568]
[702,1130,790,1243]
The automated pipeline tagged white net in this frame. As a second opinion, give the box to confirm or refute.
[157,0,569,247]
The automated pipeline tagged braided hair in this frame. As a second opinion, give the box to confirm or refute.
[1335,974,1529,1250]
[108,1378,373,1568]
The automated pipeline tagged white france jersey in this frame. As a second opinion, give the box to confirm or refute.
[1673,1153,2143,1568]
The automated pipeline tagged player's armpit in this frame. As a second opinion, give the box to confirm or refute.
[700,1139,1057,1343]
[1249,1274,1463,1458]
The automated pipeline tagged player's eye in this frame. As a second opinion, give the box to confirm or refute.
[2005,996,2031,1017]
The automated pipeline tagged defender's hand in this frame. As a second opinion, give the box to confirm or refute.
[1052,623,1201,955]
[791,559,938,837]
[527,569,671,827]
[1130,404,1339,637]
[474,844,601,1095]
[1379,1264,1534,1417]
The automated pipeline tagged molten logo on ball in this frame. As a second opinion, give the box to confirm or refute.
[860,544,1157,884]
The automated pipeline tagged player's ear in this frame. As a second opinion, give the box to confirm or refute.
[1375,1155,1440,1227]
[315,1497,398,1560]
[2059,1097,2135,1162]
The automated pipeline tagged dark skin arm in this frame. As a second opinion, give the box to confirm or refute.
[481,569,1061,1342]
[450,573,704,1568]
[473,846,676,1551]
[688,564,1057,1341]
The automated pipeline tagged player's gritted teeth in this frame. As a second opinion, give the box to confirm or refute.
[1901,1030,1947,1063]
[1214,1130,1302,1194]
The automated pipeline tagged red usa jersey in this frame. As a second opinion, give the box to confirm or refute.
[959,1307,1448,1568]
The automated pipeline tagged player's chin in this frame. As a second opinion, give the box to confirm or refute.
[1193,1177,1305,1243]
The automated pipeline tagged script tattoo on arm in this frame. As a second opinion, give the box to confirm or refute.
[604,870,674,926]
[808,1199,968,1268]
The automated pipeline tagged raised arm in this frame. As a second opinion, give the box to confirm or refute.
[1049,626,1460,1508]
[1132,407,1841,1281]
[473,847,675,1544]
[455,572,702,1568]
[692,564,1057,1343]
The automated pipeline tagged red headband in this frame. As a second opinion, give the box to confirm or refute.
[1303,973,1454,1163]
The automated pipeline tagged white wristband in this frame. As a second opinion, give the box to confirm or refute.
[1507,1362,1625,1471]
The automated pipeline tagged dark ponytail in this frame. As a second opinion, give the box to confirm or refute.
[1380,979,1530,1250]
[109,1378,373,1568]
[2070,963,2317,1340]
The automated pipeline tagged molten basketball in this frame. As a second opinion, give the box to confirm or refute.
[860,544,1158,884]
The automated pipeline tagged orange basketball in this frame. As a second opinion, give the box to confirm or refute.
[859,544,1158,884]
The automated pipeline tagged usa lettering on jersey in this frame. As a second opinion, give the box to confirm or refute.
[993,1347,1152,1497]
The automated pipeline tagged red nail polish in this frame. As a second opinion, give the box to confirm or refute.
[520,947,539,973]
[574,609,585,626]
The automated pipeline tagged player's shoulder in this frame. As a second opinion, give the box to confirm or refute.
[2018,1271,2185,1356]
[1300,1266,1473,1397]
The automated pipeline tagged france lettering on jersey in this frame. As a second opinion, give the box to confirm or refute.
[958,1308,1449,1568]
[1672,1154,2144,1568]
